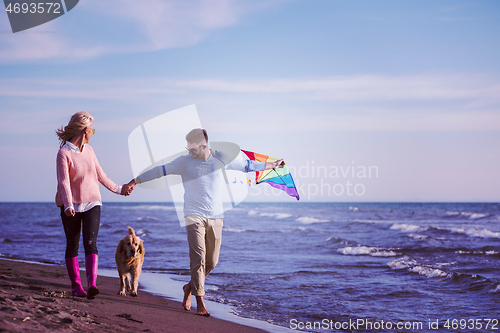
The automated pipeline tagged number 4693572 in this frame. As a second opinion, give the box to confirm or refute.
[5,2,62,14]
[443,319,498,330]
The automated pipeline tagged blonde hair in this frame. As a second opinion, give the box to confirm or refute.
[56,111,94,147]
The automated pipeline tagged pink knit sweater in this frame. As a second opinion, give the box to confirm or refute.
[55,144,119,209]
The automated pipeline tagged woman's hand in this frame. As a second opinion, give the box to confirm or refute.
[121,182,135,196]
[120,179,136,196]
[65,207,75,217]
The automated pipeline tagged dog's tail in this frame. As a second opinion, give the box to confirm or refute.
[128,227,136,236]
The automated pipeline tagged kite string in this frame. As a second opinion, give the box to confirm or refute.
[272,168,287,185]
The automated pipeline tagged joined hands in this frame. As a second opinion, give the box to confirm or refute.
[121,179,136,196]
[125,179,136,195]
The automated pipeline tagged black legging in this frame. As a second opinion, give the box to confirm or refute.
[60,205,101,258]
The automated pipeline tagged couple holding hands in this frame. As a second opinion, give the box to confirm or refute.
[56,111,284,315]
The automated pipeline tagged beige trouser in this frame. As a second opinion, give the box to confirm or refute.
[185,215,223,297]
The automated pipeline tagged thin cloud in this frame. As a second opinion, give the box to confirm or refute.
[174,75,499,101]
[0,0,285,63]
[1,74,500,134]
[1,74,499,103]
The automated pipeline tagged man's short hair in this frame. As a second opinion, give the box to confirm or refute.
[186,128,208,144]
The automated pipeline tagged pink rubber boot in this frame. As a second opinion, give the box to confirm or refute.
[85,254,100,299]
[65,257,87,297]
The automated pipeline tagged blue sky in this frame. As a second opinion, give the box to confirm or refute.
[1,0,499,202]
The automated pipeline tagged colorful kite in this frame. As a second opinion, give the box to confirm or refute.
[241,150,300,200]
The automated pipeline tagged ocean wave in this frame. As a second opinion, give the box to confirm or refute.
[447,227,500,239]
[448,272,497,292]
[247,210,293,219]
[390,223,428,233]
[260,213,293,219]
[2,239,26,243]
[410,266,449,278]
[388,256,449,278]
[135,229,148,238]
[338,246,401,257]
[137,216,161,222]
[489,284,500,294]
[445,211,493,220]
[392,222,500,239]
[325,237,345,243]
[111,205,176,211]
[223,227,250,233]
[407,234,429,240]
[296,216,330,224]
[455,250,500,255]
[223,227,287,234]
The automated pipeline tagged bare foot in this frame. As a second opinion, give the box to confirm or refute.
[195,295,210,317]
[182,283,191,311]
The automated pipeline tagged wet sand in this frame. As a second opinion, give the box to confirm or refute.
[0,259,267,332]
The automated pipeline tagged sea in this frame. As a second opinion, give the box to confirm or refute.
[1,202,499,332]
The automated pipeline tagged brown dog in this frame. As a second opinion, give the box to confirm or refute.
[115,227,145,297]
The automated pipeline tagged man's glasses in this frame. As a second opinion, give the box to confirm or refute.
[186,144,203,154]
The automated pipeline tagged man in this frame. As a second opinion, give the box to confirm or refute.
[127,128,284,316]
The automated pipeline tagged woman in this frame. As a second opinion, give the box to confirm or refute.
[55,111,132,299]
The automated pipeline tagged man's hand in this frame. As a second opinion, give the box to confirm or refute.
[274,159,285,168]
[121,185,132,196]
[266,159,285,170]
[126,179,136,195]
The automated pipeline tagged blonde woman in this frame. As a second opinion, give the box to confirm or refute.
[55,111,133,298]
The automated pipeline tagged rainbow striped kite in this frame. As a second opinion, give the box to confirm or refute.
[242,150,300,200]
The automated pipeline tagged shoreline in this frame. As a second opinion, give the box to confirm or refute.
[98,268,291,332]
[0,258,276,332]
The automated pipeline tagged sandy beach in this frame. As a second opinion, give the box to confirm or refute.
[0,259,267,332]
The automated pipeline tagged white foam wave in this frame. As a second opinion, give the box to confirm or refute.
[489,285,500,294]
[223,227,248,233]
[469,213,490,220]
[388,256,449,278]
[296,216,329,224]
[456,250,500,255]
[434,262,456,268]
[445,211,460,217]
[135,229,148,238]
[338,246,400,257]
[445,211,492,220]
[132,205,176,211]
[410,266,448,278]
[137,216,159,221]
[248,211,293,219]
[449,227,500,239]
[390,223,427,233]
[388,256,418,269]
[408,234,428,240]
[260,213,293,219]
